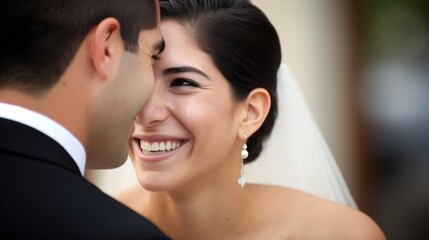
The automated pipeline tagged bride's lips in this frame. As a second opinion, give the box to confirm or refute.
[132,136,187,162]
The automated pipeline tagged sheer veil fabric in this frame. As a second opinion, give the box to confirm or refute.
[246,64,357,208]
[86,64,357,209]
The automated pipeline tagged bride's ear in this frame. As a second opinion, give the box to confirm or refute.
[239,88,271,138]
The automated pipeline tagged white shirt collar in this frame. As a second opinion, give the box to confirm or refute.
[0,102,86,175]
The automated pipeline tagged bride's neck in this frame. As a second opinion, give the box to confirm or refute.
[146,182,253,240]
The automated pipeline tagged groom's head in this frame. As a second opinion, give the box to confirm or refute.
[0,0,164,169]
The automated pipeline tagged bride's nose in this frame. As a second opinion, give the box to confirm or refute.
[134,90,169,127]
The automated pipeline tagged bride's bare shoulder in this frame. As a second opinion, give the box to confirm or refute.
[111,184,148,210]
[249,184,386,240]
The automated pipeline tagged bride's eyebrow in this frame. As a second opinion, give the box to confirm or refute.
[163,66,210,80]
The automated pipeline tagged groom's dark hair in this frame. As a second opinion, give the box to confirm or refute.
[0,0,157,94]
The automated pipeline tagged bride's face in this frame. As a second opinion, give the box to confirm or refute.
[129,20,244,191]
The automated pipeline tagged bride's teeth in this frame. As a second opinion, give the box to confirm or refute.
[140,140,182,153]
[143,141,150,151]
[159,142,166,151]
[152,142,159,151]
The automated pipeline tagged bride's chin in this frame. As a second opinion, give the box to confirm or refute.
[136,178,170,192]
[140,184,171,193]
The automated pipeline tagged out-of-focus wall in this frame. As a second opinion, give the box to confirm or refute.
[253,1,429,238]
[359,1,429,238]
[252,0,357,192]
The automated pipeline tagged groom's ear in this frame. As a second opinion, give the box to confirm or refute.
[88,17,123,81]
[239,88,271,137]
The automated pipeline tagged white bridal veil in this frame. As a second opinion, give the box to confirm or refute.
[246,64,357,208]
[86,64,357,209]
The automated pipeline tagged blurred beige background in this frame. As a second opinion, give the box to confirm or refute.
[253,1,429,239]
[252,0,357,193]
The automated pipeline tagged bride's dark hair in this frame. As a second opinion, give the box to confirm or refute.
[160,0,281,163]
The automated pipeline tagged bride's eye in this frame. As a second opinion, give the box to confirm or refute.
[170,78,200,88]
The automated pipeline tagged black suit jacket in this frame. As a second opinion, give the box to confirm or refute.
[0,118,170,239]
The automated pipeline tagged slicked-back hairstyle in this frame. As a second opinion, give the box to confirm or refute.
[0,0,157,94]
[160,0,282,163]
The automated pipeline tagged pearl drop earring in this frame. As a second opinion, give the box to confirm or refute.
[238,134,248,187]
